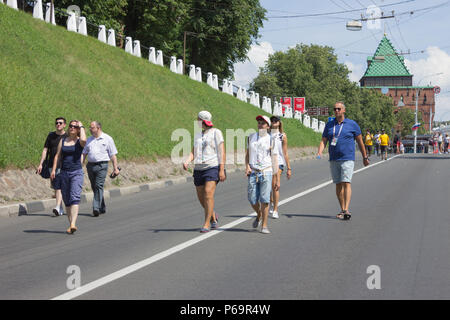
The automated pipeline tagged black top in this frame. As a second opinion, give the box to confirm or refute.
[44,131,67,167]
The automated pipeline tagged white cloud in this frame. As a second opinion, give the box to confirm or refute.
[233,41,274,88]
[345,61,365,84]
[405,47,450,121]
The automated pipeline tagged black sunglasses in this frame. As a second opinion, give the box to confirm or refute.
[69,125,79,129]
[334,108,342,111]
[55,121,64,125]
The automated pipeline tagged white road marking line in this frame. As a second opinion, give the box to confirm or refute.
[52,155,399,300]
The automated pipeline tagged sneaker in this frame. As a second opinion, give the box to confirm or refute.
[53,207,60,217]
[93,210,100,217]
[252,217,261,229]
[271,211,279,219]
[260,227,271,234]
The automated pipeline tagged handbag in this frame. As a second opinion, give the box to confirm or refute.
[40,153,51,179]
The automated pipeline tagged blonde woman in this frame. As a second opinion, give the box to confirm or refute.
[51,120,86,234]
[269,116,291,219]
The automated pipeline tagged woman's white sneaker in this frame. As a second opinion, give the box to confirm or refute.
[271,211,279,219]
[260,227,271,234]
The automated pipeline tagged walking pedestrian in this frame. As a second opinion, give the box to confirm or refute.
[246,115,279,234]
[269,116,292,219]
[317,102,369,220]
[183,111,226,233]
[379,129,390,160]
[37,117,67,216]
[438,132,443,154]
[82,121,120,217]
[374,130,381,156]
[364,129,373,158]
[393,130,401,154]
[51,120,86,234]
[444,133,449,154]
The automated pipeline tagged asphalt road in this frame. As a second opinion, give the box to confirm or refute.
[1,153,449,300]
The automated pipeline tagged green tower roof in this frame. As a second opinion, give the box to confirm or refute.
[361,35,412,77]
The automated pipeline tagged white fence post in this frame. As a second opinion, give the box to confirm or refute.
[319,121,325,133]
[107,29,116,47]
[33,0,44,20]
[170,56,177,73]
[156,50,164,66]
[125,37,133,54]
[189,65,196,80]
[133,40,141,58]
[196,67,202,82]
[207,73,213,87]
[66,12,77,32]
[78,17,87,36]
[222,80,228,93]
[176,59,183,74]
[98,25,107,43]
[7,0,18,10]
[212,75,218,90]
[45,2,55,24]
[148,47,156,64]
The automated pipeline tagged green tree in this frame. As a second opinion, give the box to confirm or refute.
[251,44,396,132]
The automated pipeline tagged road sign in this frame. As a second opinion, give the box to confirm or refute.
[434,86,441,94]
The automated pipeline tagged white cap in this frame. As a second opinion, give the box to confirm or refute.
[198,110,213,126]
[256,115,271,126]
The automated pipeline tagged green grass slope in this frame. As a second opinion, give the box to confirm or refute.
[0,5,321,169]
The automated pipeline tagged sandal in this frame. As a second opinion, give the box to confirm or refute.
[336,211,345,220]
[211,213,219,229]
[343,210,352,221]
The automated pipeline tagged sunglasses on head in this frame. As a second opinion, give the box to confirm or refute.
[69,124,79,129]
[55,121,64,125]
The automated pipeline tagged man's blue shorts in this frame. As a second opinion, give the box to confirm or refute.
[330,160,354,184]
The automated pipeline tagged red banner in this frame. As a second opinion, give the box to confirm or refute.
[280,97,292,114]
[294,97,305,113]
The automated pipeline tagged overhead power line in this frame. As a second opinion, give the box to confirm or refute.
[267,0,415,18]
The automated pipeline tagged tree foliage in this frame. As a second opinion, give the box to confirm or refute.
[57,0,266,79]
[250,44,397,133]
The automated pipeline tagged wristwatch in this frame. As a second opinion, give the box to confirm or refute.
[364,157,369,160]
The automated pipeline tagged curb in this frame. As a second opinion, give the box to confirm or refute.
[0,155,316,218]
[0,167,242,218]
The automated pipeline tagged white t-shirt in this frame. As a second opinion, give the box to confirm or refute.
[193,128,224,171]
[247,132,278,171]
[82,132,118,163]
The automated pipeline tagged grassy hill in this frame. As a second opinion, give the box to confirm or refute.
[0,5,321,169]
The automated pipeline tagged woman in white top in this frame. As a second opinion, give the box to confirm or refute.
[245,115,279,234]
[183,111,226,233]
[269,116,291,219]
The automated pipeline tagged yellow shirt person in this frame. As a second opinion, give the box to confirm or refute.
[380,133,389,146]
[365,132,373,146]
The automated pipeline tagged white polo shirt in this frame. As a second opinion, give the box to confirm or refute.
[83,132,118,163]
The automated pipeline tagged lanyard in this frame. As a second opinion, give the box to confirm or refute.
[333,121,344,139]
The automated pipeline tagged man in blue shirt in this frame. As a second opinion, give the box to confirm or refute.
[317,102,369,220]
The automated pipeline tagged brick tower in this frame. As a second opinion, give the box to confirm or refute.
[359,35,435,132]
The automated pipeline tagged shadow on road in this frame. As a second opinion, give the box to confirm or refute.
[284,213,338,220]
[148,227,252,233]
[23,229,67,234]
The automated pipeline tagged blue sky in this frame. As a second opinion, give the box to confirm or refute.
[233,0,450,121]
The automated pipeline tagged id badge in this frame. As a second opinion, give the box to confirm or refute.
[331,137,338,146]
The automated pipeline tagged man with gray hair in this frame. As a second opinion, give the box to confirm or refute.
[82,121,120,217]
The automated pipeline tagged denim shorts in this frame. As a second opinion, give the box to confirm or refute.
[330,160,354,184]
[248,171,273,205]
[279,165,285,172]
[193,166,220,186]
